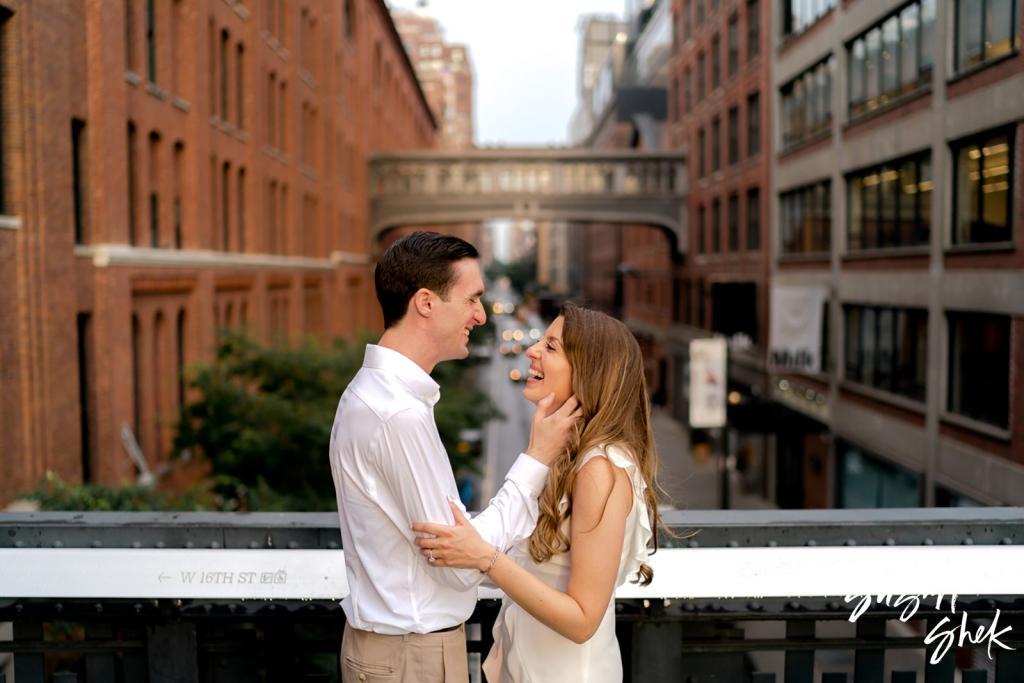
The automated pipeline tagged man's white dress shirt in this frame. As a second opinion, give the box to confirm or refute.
[329,344,549,635]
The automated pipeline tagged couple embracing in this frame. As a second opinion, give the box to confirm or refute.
[329,232,663,682]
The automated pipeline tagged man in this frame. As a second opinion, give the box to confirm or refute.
[329,232,579,682]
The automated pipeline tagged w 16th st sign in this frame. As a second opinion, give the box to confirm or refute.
[2,546,1024,600]
[768,285,828,373]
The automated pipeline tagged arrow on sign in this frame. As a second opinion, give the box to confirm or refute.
[157,573,171,583]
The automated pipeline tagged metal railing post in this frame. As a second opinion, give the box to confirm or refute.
[995,616,1024,682]
[854,618,886,683]
[146,622,199,683]
[784,619,814,683]
[85,622,117,683]
[924,615,955,683]
[12,620,44,683]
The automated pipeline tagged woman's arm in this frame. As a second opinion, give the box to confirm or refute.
[413,455,633,644]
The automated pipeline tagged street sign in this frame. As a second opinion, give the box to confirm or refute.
[2,546,1024,600]
[689,337,727,428]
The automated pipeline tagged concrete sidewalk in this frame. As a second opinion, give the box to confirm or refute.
[651,407,776,511]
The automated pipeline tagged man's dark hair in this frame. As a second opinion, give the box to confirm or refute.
[375,231,479,328]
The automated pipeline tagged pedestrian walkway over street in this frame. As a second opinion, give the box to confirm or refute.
[368,148,687,249]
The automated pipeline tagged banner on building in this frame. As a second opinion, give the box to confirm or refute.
[689,337,727,428]
[768,285,828,373]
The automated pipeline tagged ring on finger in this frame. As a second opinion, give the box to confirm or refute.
[428,549,435,563]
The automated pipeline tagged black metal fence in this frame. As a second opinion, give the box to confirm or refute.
[2,508,1023,682]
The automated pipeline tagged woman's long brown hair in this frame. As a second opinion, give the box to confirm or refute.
[527,302,661,585]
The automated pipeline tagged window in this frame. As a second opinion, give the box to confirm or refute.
[711,197,721,252]
[947,312,1011,428]
[780,180,831,254]
[953,129,1013,245]
[728,107,739,165]
[781,56,834,149]
[238,167,246,252]
[172,0,183,93]
[728,193,739,250]
[711,115,721,172]
[684,67,692,112]
[72,119,88,244]
[220,29,230,121]
[278,80,287,151]
[683,0,692,40]
[697,51,706,99]
[221,161,231,251]
[956,0,1019,71]
[173,141,183,248]
[131,315,141,433]
[698,126,706,177]
[236,44,245,129]
[176,309,187,408]
[128,121,138,245]
[267,179,278,253]
[710,282,758,342]
[747,91,760,156]
[696,0,704,28]
[848,151,931,250]
[746,187,760,250]
[267,71,277,145]
[125,0,137,72]
[76,313,94,482]
[848,0,935,118]
[344,0,356,42]
[208,19,216,113]
[844,304,927,401]
[147,131,160,247]
[698,204,706,253]
[746,0,760,59]
[728,14,739,77]
[837,440,921,508]
[711,33,721,89]
[782,0,836,37]
[146,0,157,83]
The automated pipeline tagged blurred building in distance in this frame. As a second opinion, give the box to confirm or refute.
[570,1,677,407]
[567,15,628,146]
[0,0,437,506]
[392,8,475,149]
[766,0,1024,508]
[664,0,774,501]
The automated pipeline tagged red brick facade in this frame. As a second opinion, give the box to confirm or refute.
[0,0,436,505]
[669,0,772,345]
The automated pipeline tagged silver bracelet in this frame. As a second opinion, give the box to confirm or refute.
[482,547,499,574]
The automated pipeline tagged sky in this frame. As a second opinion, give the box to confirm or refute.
[387,0,627,147]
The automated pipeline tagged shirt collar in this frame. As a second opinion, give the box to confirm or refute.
[363,344,442,406]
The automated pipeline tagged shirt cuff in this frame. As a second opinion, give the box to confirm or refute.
[505,453,550,497]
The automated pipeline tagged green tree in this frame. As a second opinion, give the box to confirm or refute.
[173,330,499,511]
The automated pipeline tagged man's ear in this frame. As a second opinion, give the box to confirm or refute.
[411,288,434,318]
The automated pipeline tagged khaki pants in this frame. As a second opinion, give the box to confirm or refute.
[341,622,469,683]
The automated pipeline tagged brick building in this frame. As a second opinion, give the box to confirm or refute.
[0,0,436,505]
[571,3,677,404]
[392,8,474,149]
[666,0,770,351]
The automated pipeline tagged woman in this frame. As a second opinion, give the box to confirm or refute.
[412,303,662,682]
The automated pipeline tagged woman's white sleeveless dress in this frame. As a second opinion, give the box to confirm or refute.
[482,444,653,683]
